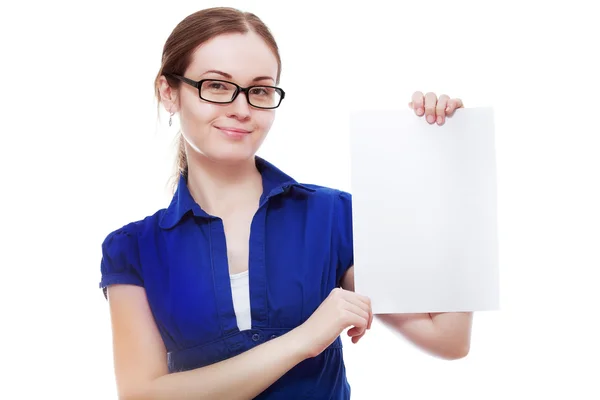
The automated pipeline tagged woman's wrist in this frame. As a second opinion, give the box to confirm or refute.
[282,324,314,361]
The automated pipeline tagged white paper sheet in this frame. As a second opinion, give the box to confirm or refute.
[349,107,499,313]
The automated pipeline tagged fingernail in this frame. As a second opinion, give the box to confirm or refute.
[417,107,424,115]
[427,115,435,123]
[446,107,450,112]
[437,116,443,124]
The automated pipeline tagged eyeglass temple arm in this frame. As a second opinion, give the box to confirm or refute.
[168,74,200,88]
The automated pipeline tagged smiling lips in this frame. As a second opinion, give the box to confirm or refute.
[215,125,252,139]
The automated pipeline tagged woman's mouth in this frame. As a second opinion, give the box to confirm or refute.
[215,126,252,139]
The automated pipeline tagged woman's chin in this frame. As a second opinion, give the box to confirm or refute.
[184,133,263,165]
[203,146,258,165]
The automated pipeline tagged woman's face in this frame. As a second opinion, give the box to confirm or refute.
[166,32,280,165]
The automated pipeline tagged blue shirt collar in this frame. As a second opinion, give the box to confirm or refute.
[159,156,315,229]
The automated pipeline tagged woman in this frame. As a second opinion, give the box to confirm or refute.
[99,6,473,400]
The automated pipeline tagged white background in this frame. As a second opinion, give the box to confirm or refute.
[1,0,599,399]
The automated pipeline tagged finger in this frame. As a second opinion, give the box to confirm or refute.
[348,291,372,307]
[355,295,373,330]
[445,98,464,116]
[347,325,367,343]
[350,329,367,344]
[344,293,372,319]
[343,312,369,339]
[436,95,450,125]
[352,297,372,331]
[411,91,425,116]
[424,92,438,124]
[339,291,372,328]
[347,326,365,338]
[339,288,371,307]
[343,302,370,323]
[341,306,369,335]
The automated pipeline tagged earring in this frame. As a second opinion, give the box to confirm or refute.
[169,111,174,127]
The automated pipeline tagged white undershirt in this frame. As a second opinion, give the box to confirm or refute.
[230,270,252,331]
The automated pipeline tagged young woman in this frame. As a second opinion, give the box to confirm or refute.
[99,7,473,400]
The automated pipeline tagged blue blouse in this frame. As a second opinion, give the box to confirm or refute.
[99,156,355,399]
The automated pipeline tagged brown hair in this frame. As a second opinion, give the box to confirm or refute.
[154,7,282,192]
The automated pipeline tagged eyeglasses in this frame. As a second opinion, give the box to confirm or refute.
[167,74,285,109]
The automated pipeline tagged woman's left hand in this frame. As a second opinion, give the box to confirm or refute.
[408,92,464,126]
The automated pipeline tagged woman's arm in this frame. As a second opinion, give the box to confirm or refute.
[340,266,472,360]
[107,284,371,400]
[107,285,309,400]
[377,311,472,360]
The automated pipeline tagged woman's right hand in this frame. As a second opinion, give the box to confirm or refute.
[295,288,373,358]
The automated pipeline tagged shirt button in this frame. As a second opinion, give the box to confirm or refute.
[270,334,277,340]
[252,333,260,342]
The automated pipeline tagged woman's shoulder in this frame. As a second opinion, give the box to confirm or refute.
[98,209,168,291]
[295,183,353,208]
[101,208,168,249]
[296,182,351,198]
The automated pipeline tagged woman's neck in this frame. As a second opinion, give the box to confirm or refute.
[185,154,263,217]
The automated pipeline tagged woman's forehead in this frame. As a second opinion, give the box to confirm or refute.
[186,32,278,81]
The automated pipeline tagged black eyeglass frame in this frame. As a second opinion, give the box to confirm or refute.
[167,74,285,109]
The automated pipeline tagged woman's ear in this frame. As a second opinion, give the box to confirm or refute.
[157,75,179,114]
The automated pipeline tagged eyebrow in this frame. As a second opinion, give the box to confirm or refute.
[201,69,275,83]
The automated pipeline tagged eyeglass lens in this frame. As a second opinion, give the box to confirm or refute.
[201,80,281,108]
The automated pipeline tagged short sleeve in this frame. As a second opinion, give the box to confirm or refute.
[99,224,144,299]
[334,191,354,286]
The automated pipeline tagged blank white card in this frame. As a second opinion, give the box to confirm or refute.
[350,107,500,314]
